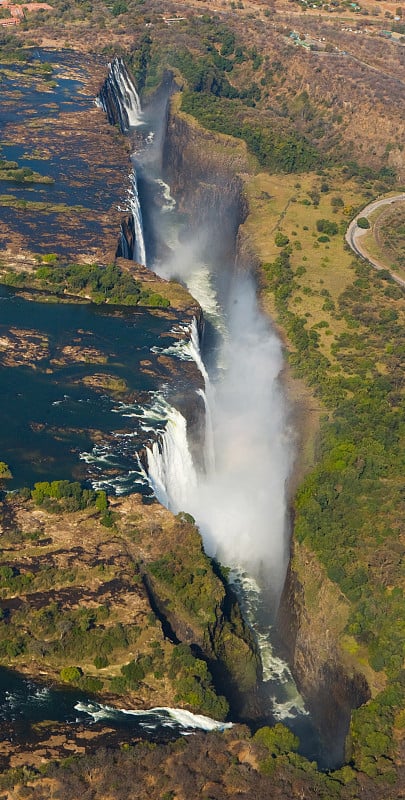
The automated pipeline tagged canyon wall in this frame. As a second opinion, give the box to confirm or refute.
[277,542,371,765]
[162,97,250,269]
[162,97,372,757]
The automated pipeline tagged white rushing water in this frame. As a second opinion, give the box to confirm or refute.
[129,170,147,266]
[109,57,143,131]
[141,265,307,724]
[96,77,308,728]
[146,270,292,594]
[98,58,146,263]
[75,702,232,732]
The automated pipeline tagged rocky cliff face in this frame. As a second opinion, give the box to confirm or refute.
[0,491,259,725]
[163,102,250,268]
[162,99,373,763]
[277,541,370,765]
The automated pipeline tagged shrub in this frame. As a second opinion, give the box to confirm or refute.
[0,462,12,479]
[121,659,145,688]
[254,723,300,754]
[78,676,103,693]
[316,219,339,236]
[274,231,290,247]
[94,655,109,669]
[59,666,82,683]
[357,217,370,229]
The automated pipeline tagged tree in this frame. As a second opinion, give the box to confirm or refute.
[0,462,12,480]
[254,723,300,754]
[59,666,82,683]
[316,219,339,236]
[357,217,370,229]
[111,0,128,15]
[275,231,290,247]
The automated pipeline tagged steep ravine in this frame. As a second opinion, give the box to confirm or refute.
[161,98,372,760]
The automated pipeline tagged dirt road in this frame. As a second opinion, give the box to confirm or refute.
[345,194,405,289]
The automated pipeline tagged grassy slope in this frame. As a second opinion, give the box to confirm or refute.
[242,165,405,783]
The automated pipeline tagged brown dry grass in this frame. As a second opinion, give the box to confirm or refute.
[242,168,367,359]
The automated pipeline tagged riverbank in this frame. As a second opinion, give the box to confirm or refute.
[0,490,259,729]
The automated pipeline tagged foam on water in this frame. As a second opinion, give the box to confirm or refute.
[154,178,176,212]
[75,702,232,732]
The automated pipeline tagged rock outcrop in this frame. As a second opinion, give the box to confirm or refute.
[277,541,371,766]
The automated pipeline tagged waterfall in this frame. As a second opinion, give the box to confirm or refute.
[119,224,131,260]
[145,274,291,594]
[98,57,143,133]
[129,171,147,266]
[184,317,209,384]
[143,282,309,734]
[98,58,147,263]
[197,387,216,474]
[146,405,198,513]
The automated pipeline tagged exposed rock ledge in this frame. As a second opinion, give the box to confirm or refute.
[0,491,259,737]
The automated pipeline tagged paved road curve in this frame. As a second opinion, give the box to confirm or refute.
[345,194,405,289]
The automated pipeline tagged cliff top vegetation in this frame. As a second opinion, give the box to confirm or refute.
[0,3,404,799]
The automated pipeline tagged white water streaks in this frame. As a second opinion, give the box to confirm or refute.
[146,269,293,596]
[79,393,175,496]
[229,569,307,721]
[155,178,176,212]
[109,57,143,131]
[75,702,232,732]
[129,171,147,266]
[156,242,226,339]
[146,405,198,511]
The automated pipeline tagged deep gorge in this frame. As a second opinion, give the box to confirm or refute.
[99,59,371,768]
[0,50,373,781]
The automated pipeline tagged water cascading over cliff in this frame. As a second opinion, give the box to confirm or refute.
[91,64,365,765]
[98,58,147,265]
[97,57,143,133]
[147,271,292,597]
[144,229,313,739]
[128,171,147,266]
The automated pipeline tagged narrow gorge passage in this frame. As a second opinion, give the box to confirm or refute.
[101,62,331,764]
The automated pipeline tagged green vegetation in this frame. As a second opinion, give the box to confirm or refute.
[128,33,152,93]
[0,461,12,480]
[264,244,405,776]
[133,18,321,174]
[31,480,107,514]
[0,196,86,213]
[357,217,370,229]
[2,262,170,308]
[181,91,319,173]
[316,219,339,236]
[275,231,290,247]
[169,644,228,720]
[59,666,82,684]
[147,536,222,625]
[0,160,54,185]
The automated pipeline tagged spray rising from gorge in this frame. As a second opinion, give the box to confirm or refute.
[103,56,295,609]
[95,61,323,753]
[148,265,293,597]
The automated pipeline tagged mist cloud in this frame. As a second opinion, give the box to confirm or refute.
[153,235,294,600]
